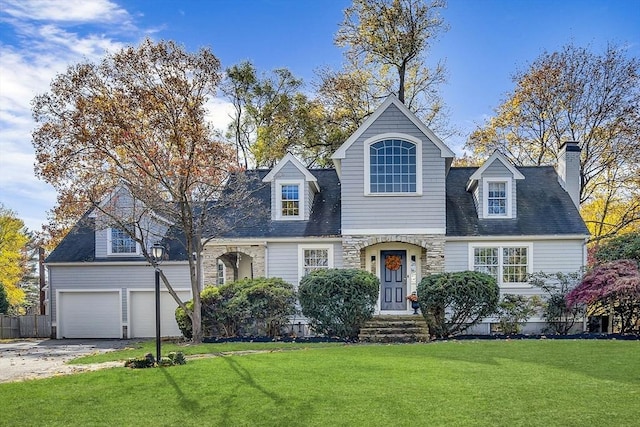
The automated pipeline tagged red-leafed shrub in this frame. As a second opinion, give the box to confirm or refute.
[567,260,640,333]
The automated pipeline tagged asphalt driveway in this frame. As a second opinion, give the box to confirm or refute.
[0,339,135,383]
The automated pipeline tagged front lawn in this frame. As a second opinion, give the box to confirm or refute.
[1,340,638,426]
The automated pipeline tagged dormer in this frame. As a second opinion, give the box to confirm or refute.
[90,186,172,259]
[466,151,525,219]
[262,153,319,221]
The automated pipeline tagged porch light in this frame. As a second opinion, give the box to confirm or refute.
[151,243,165,366]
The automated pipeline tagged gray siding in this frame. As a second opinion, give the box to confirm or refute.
[445,239,584,274]
[444,238,585,307]
[49,263,190,323]
[267,243,300,286]
[341,104,446,232]
[267,241,343,287]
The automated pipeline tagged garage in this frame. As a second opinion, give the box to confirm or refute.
[128,290,191,338]
[57,290,122,339]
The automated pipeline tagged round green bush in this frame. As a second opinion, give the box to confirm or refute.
[417,271,499,338]
[175,277,296,339]
[298,268,379,339]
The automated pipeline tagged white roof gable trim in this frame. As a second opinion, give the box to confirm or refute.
[331,95,455,160]
[262,152,320,192]
[466,151,525,190]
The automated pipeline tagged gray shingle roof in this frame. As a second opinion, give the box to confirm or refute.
[446,166,589,236]
[205,169,341,239]
[46,165,587,263]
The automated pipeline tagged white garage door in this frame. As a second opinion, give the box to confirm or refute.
[129,290,191,338]
[58,291,121,339]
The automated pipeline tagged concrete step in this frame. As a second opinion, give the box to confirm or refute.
[358,315,430,343]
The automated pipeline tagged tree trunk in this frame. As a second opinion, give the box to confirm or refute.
[398,62,406,104]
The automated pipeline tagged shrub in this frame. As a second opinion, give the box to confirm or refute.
[168,351,187,365]
[496,294,542,334]
[567,260,640,333]
[529,271,583,334]
[417,271,499,338]
[175,300,194,340]
[176,278,296,339]
[124,353,155,369]
[298,268,379,339]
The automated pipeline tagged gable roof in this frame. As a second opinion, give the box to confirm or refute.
[331,95,455,160]
[448,166,589,237]
[45,215,189,263]
[206,169,341,239]
[466,151,525,190]
[262,153,320,192]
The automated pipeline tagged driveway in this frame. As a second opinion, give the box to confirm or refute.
[0,339,136,383]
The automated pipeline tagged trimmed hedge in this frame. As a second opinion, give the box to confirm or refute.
[176,277,296,339]
[418,271,499,338]
[298,268,379,339]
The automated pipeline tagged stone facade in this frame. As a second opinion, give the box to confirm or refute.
[202,243,266,285]
[342,234,445,277]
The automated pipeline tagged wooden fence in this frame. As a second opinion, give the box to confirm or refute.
[0,315,51,339]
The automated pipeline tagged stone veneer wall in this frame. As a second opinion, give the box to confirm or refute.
[202,244,266,285]
[342,234,445,277]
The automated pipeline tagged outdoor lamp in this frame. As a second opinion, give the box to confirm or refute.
[151,243,165,365]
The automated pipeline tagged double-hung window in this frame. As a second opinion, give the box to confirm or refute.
[483,179,512,218]
[276,180,304,220]
[281,184,300,217]
[108,227,138,255]
[298,245,334,281]
[487,182,507,215]
[470,244,531,286]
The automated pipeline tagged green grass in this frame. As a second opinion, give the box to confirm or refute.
[69,340,341,364]
[2,340,639,426]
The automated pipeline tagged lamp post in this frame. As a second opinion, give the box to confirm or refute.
[151,243,165,365]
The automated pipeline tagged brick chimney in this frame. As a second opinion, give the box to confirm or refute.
[557,141,582,208]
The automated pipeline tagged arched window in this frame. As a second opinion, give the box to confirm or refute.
[369,139,417,193]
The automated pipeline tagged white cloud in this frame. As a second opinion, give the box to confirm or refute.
[205,97,235,134]
[2,0,131,24]
[0,0,142,231]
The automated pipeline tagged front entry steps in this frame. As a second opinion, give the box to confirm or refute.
[358,315,430,343]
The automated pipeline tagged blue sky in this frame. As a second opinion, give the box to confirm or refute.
[0,0,638,232]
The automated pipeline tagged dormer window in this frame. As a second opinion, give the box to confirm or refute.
[487,181,507,215]
[281,184,300,217]
[107,227,139,255]
[483,179,512,218]
[275,180,304,220]
[363,133,423,196]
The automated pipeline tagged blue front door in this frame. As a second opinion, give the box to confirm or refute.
[380,250,407,311]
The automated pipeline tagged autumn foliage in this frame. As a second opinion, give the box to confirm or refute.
[567,260,640,333]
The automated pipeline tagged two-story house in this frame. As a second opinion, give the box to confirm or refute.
[46,95,589,338]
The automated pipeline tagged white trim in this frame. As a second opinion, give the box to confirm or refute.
[468,242,533,288]
[56,288,122,339]
[205,237,343,245]
[342,228,446,235]
[468,151,525,184]
[363,133,423,196]
[275,179,305,220]
[106,227,142,256]
[445,234,589,242]
[262,153,319,192]
[331,95,455,160]
[482,178,513,219]
[46,260,188,267]
[297,243,334,284]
